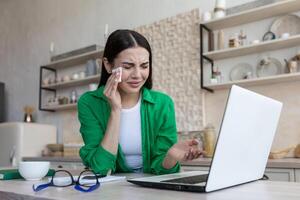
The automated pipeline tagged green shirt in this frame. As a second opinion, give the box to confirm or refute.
[78,86,180,175]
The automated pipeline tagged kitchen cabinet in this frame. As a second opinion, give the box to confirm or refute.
[199,0,300,92]
[296,169,300,182]
[264,168,295,182]
[39,46,103,111]
[181,165,300,182]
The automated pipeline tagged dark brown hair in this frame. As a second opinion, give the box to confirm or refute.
[98,29,152,89]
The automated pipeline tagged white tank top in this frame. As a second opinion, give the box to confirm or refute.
[119,96,143,170]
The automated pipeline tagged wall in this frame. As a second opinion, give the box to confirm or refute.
[0,0,268,144]
[135,9,203,131]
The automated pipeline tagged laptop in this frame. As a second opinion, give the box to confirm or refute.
[127,85,283,192]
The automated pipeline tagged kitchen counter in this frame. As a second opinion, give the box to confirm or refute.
[24,156,300,169]
[181,157,300,169]
[24,156,82,163]
[1,173,300,200]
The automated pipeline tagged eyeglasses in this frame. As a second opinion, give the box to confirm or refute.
[33,169,102,193]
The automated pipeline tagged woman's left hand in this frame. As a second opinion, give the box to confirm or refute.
[167,139,204,162]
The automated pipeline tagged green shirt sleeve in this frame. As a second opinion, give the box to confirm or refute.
[150,97,181,175]
[77,96,116,175]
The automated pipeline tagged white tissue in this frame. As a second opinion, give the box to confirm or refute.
[112,67,122,82]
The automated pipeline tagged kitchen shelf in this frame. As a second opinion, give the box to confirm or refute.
[201,0,300,30]
[204,35,300,60]
[204,72,300,90]
[44,50,103,69]
[42,74,100,89]
[200,0,300,92]
[43,103,77,111]
[39,46,103,111]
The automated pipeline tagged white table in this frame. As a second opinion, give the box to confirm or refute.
[1,173,300,200]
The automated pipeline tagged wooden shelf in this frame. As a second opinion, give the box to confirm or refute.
[43,50,103,69]
[204,72,300,90]
[43,103,77,111]
[201,0,300,30]
[204,35,300,60]
[42,74,100,89]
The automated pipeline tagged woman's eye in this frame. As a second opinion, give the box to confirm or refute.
[123,66,132,69]
[141,65,149,69]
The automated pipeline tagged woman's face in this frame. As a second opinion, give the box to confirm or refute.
[111,47,150,95]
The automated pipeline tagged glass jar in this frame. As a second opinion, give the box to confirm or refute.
[202,123,216,157]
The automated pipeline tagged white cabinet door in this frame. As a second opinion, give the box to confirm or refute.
[295,169,300,182]
[264,168,295,182]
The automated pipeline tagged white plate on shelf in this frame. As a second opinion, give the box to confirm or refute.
[256,57,282,78]
[270,14,300,38]
[230,63,254,81]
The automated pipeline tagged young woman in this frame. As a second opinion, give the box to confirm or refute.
[78,29,203,175]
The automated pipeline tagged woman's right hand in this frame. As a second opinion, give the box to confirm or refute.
[103,72,122,111]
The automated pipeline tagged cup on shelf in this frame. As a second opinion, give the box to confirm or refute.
[214,9,226,19]
[281,32,290,39]
[42,78,50,86]
[215,0,226,9]
[79,71,86,79]
[210,78,218,84]
[62,75,70,82]
[71,73,79,80]
[251,39,260,45]
[202,11,212,22]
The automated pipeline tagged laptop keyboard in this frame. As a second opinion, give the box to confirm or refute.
[161,174,208,184]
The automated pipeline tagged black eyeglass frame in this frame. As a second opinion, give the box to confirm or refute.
[49,169,100,187]
[33,169,101,192]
